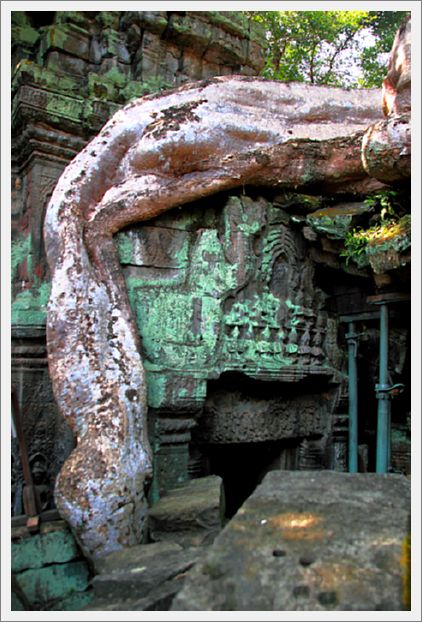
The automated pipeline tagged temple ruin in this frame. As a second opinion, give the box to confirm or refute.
[10,11,411,611]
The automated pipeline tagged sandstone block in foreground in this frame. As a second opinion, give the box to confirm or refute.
[148,475,224,548]
[171,471,410,611]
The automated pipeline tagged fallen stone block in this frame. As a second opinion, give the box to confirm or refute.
[92,540,182,575]
[148,475,224,548]
[84,575,187,611]
[171,471,411,611]
[91,545,204,602]
[86,541,206,610]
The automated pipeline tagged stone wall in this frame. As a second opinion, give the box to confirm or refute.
[12,518,93,610]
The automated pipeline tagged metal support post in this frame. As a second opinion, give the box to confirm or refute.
[376,303,390,473]
[345,322,358,473]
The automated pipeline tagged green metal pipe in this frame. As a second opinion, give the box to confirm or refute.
[376,303,390,473]
[346,322,358,473]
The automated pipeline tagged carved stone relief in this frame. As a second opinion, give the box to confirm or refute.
[118,194,343,420]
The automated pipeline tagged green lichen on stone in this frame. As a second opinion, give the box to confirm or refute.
[125,76,173,99]
[115,231,134,264]
[11,24,40,46]
[47,590,94,611]
[11,282,51,326]
[188,229,238,296]
[11,234,31,281]
[205,11,255,40]
[120,195,328,409]
[45,90,84,123]
[135,289,221,369]
[120,80,149,102]
[145,372,168,409]
[95,11,121,30]
[54,11,91,29]
[14,560,90,605]
[11,12,31,27]
[102,29,121,58]
[41,25,68,54]
[12,60,81,96]
[300,168,316,186]
[87,67,130,102]
[103,66,128,89]
[306,203,373,240]
[12,528,80,573]
[307,214,354,239]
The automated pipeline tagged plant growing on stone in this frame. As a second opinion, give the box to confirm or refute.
[341,190,410,266]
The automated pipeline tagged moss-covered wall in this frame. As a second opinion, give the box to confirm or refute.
[11,519,93,611]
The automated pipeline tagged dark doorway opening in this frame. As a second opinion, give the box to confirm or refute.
[199,440,299,519]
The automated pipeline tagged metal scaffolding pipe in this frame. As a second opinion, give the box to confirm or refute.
[376,303,390,473]
[346,322,358,473]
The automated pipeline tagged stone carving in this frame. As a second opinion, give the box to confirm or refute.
[125,196,339,404]
[196,385,333,444]
[44,19,410,558]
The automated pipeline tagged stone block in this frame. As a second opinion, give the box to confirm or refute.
[12,25,40,47]
[39,24,91,61]
[12,526,80,572]
[137,12,169,36]
[85,576,186,611]
[91,546,203,602]
[85,541,199,611]
[45,50,86,76]
[49,590,94,611]
[167,14,212,55]
[14,560,90,606]
[148,475,223,548]
[171,471,411,611]
[93,541,183,575]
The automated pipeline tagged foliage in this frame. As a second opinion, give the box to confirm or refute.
[247,10,409,88]
[340,190,410,265]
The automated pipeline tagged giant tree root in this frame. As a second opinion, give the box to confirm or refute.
[45,76,391,559]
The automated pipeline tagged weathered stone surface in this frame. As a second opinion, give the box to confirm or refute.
[11,518,93,610]
[92,540,183,575]
[11,337,75,516]
[84,576,186,611]
[148,475,223,547]
[197,383,337,444]
[84,534,212,610]
[12,524,80,573]
[15,560,90,606]
[120,193,343,442]
[44,75,384,558]
[171,471,411,611]
[90,545,205,604]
